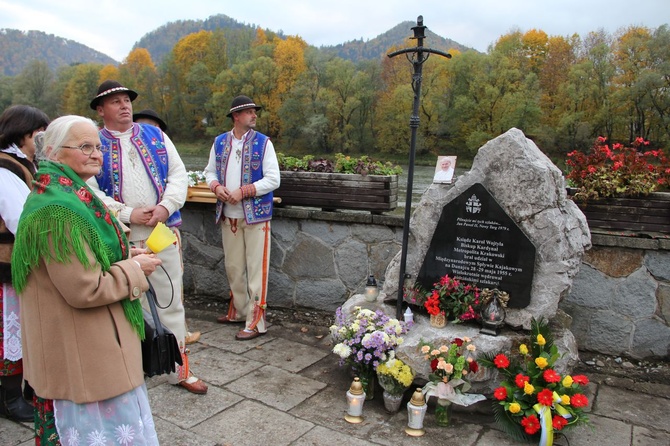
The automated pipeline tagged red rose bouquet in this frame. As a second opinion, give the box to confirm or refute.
[480,318,591,443]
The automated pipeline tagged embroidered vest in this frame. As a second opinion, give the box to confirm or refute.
[0,153,34,283]
[95,124,182,227]
[214,130,273,224]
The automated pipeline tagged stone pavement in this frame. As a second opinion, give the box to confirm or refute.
[2,307,669,446]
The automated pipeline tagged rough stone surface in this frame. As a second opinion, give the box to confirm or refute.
[659,282,670,324]
[584,246,643,277]
[632,317,670,358]
[645,249,670,281]
[613,268,658,319]
[564,264,615,309]
[284,234,336,278]
[586,310,634,354]
[383,128,591,330]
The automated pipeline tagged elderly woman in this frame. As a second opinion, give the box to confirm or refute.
[0,104,49,421]
[11,115,161,445]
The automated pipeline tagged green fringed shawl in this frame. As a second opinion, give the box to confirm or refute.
[11,161,145,339]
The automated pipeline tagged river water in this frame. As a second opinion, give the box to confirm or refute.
[180,153,463,214]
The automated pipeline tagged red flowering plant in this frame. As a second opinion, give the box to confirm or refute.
[566,136,670,201]
[423,274,481,323]
[479,318,591,443]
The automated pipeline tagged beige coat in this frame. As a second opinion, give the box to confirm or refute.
[20,242,148,404]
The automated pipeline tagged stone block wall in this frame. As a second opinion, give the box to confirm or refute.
[180,202,670,360]
[559,233,670,359]
[180,203,404,312]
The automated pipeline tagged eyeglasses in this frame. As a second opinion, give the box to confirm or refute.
[60,143,103,156]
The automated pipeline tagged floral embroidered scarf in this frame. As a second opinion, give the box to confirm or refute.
[11,160,144,338]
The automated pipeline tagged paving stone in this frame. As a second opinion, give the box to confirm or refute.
[594,385,670,431]
[187,347,264,386]
[241,337,330,373]
[563,413,632,446]
[191,399,314,446]
[473,427,533,445]
[292,425,382,446]
[149,382,243,430]
[632,425,670,446]
[0,417,34,446]
[225,364,326,411]
[199,325,275,354]
[153,417,217,446]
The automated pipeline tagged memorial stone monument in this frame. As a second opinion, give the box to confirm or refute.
[365,128,592,390]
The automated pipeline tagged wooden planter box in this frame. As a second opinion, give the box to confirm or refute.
[275,171,398,213]
[187,184,216,203]
[568,189,670,233]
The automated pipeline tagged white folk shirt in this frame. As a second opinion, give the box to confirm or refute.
[203,130,280,219]
[86,126,188,242]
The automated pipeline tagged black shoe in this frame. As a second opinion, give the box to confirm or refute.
[0,395,34,422]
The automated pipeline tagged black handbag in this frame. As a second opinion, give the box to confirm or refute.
[142,280,183,377]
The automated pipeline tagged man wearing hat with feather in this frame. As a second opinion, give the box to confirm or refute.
[204,95,280,340]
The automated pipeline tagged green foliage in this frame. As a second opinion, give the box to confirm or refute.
[277,153,401,175]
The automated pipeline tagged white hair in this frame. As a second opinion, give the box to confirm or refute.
[35,115,99,161]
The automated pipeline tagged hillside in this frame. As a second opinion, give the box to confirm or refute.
[320,21,475,60]
[0,15,475,76]
[0,29,117,76]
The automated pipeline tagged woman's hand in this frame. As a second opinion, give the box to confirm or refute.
[133,253,162,276]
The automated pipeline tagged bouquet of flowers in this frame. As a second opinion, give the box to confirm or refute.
[419,338,486,407]
[479,318,591,443]
[187,170,206,187]
[566,136,670,200]
[424,274,481,322]
[330,306,409,395]
[376,352,415,396]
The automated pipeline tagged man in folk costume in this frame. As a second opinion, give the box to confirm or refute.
[204,95,280,340]
[86,80,208,394]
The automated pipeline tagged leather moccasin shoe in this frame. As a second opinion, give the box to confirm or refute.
[178,379,208,395]
[235,329,266,341]
[217,315,244,324]
[185,331,201,344]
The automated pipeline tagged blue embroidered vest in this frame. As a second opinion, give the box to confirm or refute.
[214,129,273,224]
[95,123,182,227]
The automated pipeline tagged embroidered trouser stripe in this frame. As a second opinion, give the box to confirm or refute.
[221,219,271,332]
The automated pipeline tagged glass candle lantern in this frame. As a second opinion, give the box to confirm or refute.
[405,388,427,436]
[480,295,506,336]
[364,275,379,302]
[344,377,366,423]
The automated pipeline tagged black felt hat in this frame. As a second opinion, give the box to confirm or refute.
[90,80,138,110]
[226,95,262,117]
[133,109,168,132]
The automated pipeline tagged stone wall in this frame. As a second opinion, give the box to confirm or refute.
[180,203,404,312]
[180,202,670,360]
[559,232,670,359]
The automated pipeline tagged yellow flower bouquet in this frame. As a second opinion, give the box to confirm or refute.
[376,353,415,396]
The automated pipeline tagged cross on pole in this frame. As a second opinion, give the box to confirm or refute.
[387,16,451,319]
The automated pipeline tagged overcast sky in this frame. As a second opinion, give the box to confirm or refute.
[0,0,667,61]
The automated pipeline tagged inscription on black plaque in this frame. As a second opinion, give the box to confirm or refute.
[417,183,536,308]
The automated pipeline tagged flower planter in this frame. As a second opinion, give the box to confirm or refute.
[275,171,398,213]
[567,188,670,233]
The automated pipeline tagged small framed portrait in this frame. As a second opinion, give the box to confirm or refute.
[433,156,457,183]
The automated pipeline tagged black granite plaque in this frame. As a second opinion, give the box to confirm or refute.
[417,183,536,308]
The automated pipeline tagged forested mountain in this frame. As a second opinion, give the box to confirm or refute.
[0,14,473,76]
[320,21,475,60]
[0,29,116,76]
[132,14,269,64]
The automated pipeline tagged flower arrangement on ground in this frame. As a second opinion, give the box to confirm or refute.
[479,318,591,443]
[566,136,670,200]
[423,274,481,323]
[419,338,486,425]
[330,306,409,398]
[376,352,415,396]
